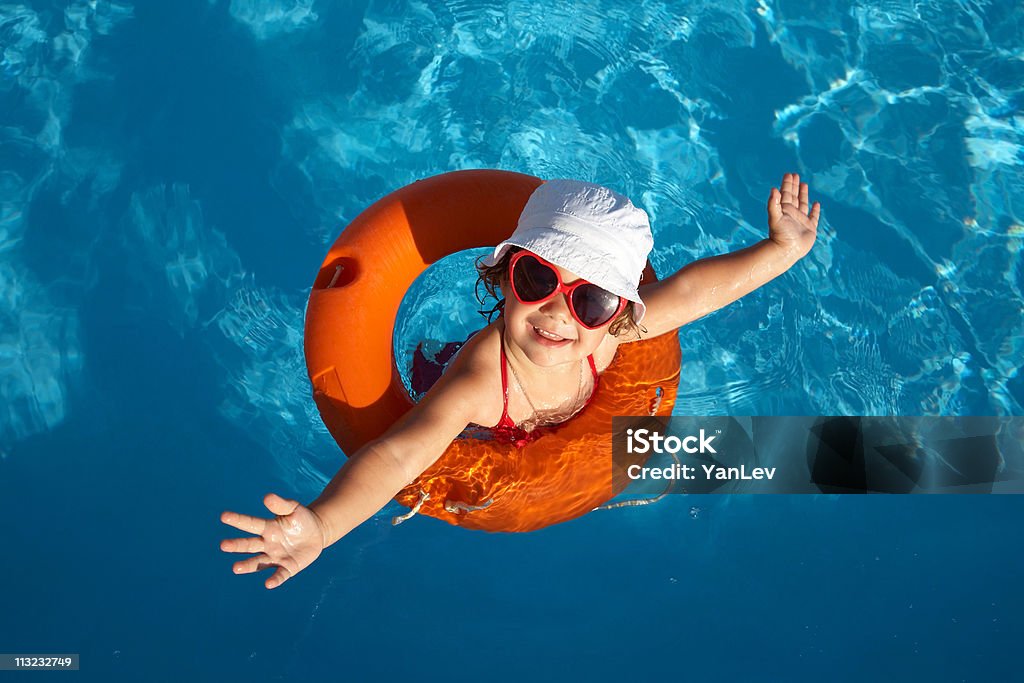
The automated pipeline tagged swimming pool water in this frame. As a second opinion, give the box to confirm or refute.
[1,1,1022,680]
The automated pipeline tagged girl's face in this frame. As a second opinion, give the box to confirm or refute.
[501,262,612,368]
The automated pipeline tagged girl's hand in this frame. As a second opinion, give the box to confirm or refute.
[220,493,328,590]
[767,172,821,261]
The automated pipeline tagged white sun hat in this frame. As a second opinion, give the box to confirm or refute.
[482,179,654,323]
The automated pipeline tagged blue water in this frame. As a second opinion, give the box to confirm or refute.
[1,0,1022,680]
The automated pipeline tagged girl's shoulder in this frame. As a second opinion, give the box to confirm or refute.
[441,322,505,427]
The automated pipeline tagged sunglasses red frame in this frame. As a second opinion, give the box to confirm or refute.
[507,250,626,330]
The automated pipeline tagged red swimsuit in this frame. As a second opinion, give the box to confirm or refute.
[490,333,599,447]
[411,330,601,447]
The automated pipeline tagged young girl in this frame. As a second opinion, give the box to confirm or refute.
[221,173,820,589]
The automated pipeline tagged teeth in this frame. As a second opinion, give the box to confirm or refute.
[534,326,566,341]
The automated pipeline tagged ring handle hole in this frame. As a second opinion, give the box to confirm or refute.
[315,257,359,290]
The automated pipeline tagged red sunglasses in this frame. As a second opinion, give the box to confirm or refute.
[508,251,626,329]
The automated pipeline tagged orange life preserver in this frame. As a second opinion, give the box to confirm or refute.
[304,170,681,532]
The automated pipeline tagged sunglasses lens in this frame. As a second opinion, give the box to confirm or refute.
[512,254,558,302]
[571,285,622,328]
[511,253,623,328]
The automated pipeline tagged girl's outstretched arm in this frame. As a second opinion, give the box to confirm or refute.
[634,173,820,339]
[306,359,485,547]
[220,346,489,588]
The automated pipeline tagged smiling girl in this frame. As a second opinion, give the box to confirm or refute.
[221,173,821,589]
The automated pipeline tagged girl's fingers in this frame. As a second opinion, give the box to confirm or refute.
[781,174,795,205]
[778,173,815,218]
[264,493,301,517]
[221,510,266,536]
[266,566,293,590]
[220,536,266,554]
[767,187,782,223]
[232,553,276,575]
[810,202,821,226]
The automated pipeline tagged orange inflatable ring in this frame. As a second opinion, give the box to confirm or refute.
[304,170,681,532]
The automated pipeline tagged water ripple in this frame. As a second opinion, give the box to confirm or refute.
[0,1,132,446]
[226,0,318,40]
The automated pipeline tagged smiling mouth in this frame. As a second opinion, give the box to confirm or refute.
[532,325,573,343]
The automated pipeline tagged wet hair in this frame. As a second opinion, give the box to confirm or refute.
[474,246,645,339]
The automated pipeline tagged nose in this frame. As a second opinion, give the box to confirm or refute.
[539,293,574,325]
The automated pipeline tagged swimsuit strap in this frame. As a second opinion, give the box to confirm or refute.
[495,333,514,429]
[584,353,599,407]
